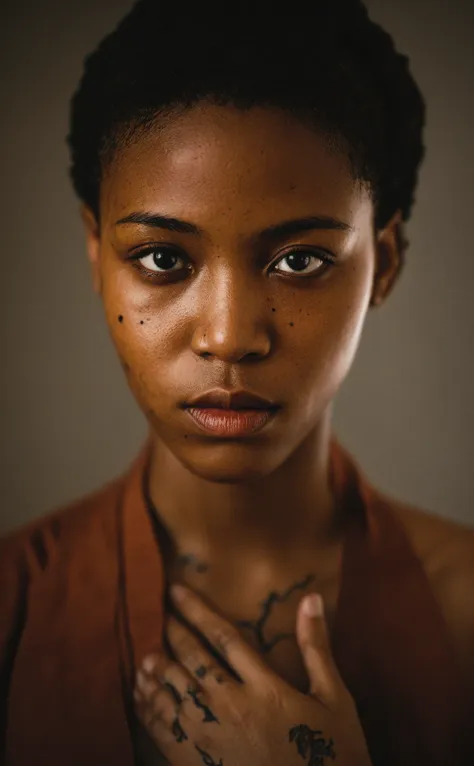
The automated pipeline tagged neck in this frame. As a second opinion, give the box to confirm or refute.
[146,411,342,567]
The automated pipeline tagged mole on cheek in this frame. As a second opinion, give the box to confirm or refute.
[289,322,294,327]
[118,315,124,323]
[271,308,276,313]
[140,320,144,325]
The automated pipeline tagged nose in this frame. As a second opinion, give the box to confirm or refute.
[190,271,273,363]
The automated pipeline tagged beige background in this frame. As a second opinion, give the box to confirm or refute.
[1,0,473,534]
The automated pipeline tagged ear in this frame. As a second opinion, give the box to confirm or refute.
[80,204,102,295]
[370,208,408,308]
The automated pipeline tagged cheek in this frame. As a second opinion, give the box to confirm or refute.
[101,265,155,356]
[292,261,372,403]
[99,270,164,398]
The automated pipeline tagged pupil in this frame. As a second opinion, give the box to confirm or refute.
[154,250,177,270]
[287,253,310,271]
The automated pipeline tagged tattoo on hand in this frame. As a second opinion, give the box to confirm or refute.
[187,685,219,723]
[194,743,224,766]
[195,665,208,679]
[236,574,316,653]
[194,665,225,684]
[171,716,188,743]
[164,681,182,707]
[289,724,336,765]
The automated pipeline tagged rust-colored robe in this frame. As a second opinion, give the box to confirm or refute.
[1,434,472,765]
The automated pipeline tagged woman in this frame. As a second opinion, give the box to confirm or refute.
[1,1,473,764]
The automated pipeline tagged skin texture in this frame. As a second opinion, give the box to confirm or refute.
[81,101,402,562]
[80,101,407,763]
[133,584,373,766]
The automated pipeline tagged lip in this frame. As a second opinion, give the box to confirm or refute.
[184,388,279,411]
[185,406,278,437]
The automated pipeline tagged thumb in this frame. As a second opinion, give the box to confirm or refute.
[296,593,339,702]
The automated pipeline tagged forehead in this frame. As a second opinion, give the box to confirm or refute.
[101,103,372,233]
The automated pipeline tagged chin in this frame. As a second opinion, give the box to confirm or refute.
[175,440,288,484]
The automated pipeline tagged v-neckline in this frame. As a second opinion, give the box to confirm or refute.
[117,432,362,688]
[117,432,471,765]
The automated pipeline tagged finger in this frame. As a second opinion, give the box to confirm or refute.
[166,615,232,692]
[140,652,220,725]
[134,687,192,760]
[134,669,188,746]
[296,593,340,703]
[170,584,275,686]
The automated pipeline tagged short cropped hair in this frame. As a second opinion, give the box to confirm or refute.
[67,0,426,234]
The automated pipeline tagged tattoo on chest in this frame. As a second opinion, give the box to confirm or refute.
[289,725,336,765]
[194,743,224,765]
[236,573,316,653]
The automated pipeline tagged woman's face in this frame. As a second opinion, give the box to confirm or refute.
[83,102,401,482]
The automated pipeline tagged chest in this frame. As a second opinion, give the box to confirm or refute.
[131,559,341,765]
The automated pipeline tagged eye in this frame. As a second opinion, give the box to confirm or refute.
[132,246,186,274]
[273,249,335,277]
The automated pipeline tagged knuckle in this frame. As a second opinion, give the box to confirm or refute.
[151,687,175,718]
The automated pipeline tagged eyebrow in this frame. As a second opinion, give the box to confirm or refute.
[115,211,354,240]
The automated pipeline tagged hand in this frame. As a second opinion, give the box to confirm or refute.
[133,585,371,766]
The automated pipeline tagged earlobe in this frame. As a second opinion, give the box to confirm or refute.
[370,209,408,308]
[80,204,102,295]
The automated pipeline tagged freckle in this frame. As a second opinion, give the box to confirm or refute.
[118,315,123,323]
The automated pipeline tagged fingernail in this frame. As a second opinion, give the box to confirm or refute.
[171,584,189,603]
[142,655,157,674]
[136,670,155,696]
[303,593,323,617]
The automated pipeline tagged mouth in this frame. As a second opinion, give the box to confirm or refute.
[182,388,281,437]
[184,388,280,411]
[184,406,279,437]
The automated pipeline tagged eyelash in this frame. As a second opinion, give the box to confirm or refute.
[127,245,336,282]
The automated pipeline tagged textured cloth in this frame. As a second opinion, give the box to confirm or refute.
[1,433,472,765]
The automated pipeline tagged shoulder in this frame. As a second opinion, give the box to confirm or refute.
[392,501,473,576]
[0,474,124,579]
[392,500,474,693]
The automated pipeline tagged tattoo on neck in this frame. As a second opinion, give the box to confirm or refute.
[171,716,188,743]
[289,725,336,764]
[176,553,209,573]
[187,685,219,723]
[236,573,316,653]
[194,744,224,765]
